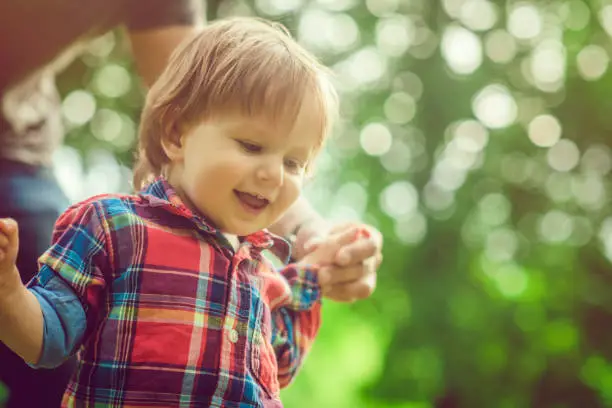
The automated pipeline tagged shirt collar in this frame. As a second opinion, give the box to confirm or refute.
[140,177,292,261]
[141,177,216,234]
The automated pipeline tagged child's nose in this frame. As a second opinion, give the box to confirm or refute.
[256,158,284,186]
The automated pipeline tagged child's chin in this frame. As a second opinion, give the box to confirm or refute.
[223,222,261,237]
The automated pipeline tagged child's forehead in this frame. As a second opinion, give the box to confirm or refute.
[211,114,307,142]
[210,91,325,138]
[214,114,285,134]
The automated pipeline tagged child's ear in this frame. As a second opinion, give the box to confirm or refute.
[161,123,185,161]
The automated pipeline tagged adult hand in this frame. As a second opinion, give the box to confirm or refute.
[294,221,383,303]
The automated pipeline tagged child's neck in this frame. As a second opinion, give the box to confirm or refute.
[222,232,239,251]
[164,173,241,251]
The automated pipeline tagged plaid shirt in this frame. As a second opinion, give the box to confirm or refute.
[30,178,322,407]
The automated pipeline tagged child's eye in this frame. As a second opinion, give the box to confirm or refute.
[284,158,305,173]
[238,140,262,153]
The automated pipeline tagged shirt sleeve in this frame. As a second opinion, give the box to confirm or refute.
[29,200,112,350]
[28,269,87,369]
[269,264,322,388]
[124,0,204,31]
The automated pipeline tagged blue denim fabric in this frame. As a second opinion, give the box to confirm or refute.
[30,269,87,369]
[0,159,77,408]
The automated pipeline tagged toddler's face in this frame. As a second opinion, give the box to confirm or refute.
[168,92,322,236]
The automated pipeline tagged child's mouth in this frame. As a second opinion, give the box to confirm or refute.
[234,190,269,214]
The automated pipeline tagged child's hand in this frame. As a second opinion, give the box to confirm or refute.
[0,218,21,295]
[299,226,370,291]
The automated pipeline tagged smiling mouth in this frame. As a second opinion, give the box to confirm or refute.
[234,190,270,213]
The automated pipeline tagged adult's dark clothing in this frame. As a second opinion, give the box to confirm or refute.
[0,2,203,406]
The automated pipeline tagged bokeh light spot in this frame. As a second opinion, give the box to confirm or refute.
[472,84,517,129]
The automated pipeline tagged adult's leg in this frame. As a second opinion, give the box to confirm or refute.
[0,160,77,408]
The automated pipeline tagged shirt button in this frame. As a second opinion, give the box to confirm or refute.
[229,329,239,343]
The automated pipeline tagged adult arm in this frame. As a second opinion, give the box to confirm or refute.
[124,0,205,86]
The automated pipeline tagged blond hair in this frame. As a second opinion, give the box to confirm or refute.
[133,17,338,190]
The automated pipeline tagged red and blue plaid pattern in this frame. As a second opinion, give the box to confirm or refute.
[33,178,322,407]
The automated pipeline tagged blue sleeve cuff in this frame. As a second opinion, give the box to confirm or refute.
[28,267,87,369]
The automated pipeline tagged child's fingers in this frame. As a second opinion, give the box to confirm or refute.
[302,237,322,254]
[322,272,377,302]
[0,233,8,248]
[334,226,381,266]
[0,218,17,236]
[305,224,368,256]
[0,218,19,253]
[318,264,365,287]
[307,226,367,268]
[325,226,365,252]
[302,226,375,272]
[334,238,378,266]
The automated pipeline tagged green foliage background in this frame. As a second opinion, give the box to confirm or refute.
[6,0,612,407]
